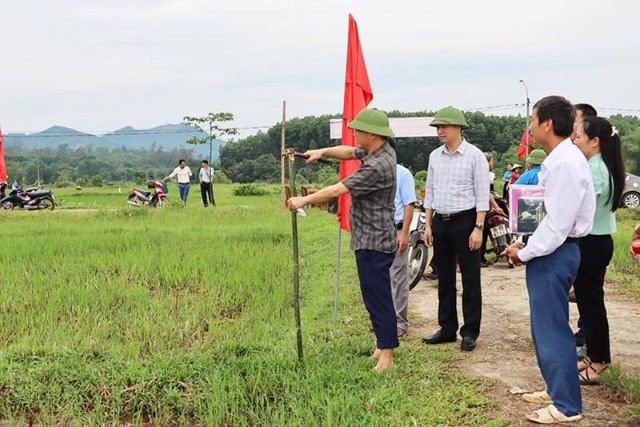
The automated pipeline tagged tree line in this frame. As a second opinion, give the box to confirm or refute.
[219,111,640,184]
[5,112,639,187]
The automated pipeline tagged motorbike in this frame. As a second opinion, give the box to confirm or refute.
[0,182,56,211]
[407,208,429,290]
[484,191,514,265]
[127,180,168,207]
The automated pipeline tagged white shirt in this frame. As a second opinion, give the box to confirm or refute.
[518,138,596,262]
[169,166,192,184]
[199,166,214,183]
[424,139,490,214]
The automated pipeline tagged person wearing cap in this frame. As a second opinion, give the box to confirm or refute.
[503,96,595,423]
[514,149,547,186]
[421,106,490,352]
[508,163,523,187]
[287,108,398,373]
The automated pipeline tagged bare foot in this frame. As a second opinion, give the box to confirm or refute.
[373,349,394,373]
[369,348,381,360]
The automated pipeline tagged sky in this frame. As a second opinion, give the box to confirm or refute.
[1,0,639,138]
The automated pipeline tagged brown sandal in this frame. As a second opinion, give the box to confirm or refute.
[579,364,607,386]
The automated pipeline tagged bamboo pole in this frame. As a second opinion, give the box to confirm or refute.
[280,101,287,205]
[286,148,304,362]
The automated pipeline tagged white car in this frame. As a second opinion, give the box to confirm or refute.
[621,173,640,208]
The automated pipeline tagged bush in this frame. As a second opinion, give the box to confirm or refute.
[232,184,269,196]
[213,171,231,184]
[55,180,76,188]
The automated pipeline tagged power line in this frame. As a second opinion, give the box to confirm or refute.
[465,103,525,112]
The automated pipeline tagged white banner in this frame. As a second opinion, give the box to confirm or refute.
[329,117,438,139]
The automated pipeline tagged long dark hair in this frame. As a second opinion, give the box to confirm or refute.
[581,116,626,211]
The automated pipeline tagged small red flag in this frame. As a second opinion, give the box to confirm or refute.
[338,14,373,232]
[517,130,533,160]
[0,125,7,184]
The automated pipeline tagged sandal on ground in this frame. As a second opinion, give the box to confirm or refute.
[577,358,591,372]
[526,404,583,424]
[579,364,607,386]
[522,390,553,404]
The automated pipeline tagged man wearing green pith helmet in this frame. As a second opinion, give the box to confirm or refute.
[288,108,398,373]
[422,106,490,352]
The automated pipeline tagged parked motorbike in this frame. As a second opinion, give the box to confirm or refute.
[484,191,514,265]
[408,208,429,290]
[0,182,56,211]
[127,180,168,207]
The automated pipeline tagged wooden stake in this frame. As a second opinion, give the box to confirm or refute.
[286,148,304,362]
[280,101,287,205]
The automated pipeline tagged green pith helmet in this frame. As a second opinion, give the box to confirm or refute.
[429,106,469,129]
[348,108,395,138]
[527,149,547,165]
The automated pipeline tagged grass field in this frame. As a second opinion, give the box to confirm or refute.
[0,184,638,425]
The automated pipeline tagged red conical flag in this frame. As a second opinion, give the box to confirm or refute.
[0,125,7,184]
[517,129,533,160]
[338,14,373,232]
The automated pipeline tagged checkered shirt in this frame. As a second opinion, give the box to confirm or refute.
[342,142,397,253]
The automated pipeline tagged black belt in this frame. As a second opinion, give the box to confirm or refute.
[178,182,190,185]
[395,222,404,230]
[434,208,475,221]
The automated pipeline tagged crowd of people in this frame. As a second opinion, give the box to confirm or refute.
[287,98,638,424]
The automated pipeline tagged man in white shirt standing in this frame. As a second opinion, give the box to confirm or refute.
[164,159,193,206]
[198,160,216,207]
[503,96,595,424]
[422,106,490,352]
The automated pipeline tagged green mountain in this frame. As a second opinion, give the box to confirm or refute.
[4,124,226,160]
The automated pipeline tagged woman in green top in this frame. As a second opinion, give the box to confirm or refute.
[573,116,626,384]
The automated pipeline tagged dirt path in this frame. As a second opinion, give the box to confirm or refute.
[408,263,640,426]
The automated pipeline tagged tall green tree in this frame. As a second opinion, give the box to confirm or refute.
[183,112,239,164]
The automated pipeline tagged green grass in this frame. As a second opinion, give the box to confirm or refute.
[0,185,499,425]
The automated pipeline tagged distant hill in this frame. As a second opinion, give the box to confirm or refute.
[4,123,227,160]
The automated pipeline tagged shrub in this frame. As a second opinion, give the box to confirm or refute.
[55,180,76,188]
[214,171,231,184]
[232,184,269,196]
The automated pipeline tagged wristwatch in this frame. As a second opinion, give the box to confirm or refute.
[474,223,484,230]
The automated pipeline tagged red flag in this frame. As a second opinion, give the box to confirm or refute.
[0,125,7,184]
[338,14,373,232]
[517,130,533,160]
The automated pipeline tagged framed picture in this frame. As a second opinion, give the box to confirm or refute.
[509,185,546,234]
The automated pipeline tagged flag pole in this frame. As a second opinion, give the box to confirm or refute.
[519,79,530,163]
[333,222,342,324]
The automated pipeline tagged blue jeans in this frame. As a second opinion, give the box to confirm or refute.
[355,249,398,349]
[178,183,190,204]
[526,241,582,416]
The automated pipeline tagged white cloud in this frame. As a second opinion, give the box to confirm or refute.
[1,0,639,134]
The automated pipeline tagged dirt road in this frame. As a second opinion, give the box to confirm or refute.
[408,263,640,426]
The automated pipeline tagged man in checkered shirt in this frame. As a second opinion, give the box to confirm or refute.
[421,106,490,352]
[288,108,398,373]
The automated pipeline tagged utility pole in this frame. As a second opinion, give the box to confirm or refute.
[519,79,531,164]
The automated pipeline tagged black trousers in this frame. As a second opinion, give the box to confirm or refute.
[200,182,215,206]
[432,209,482,339]
[573,234,613,364]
